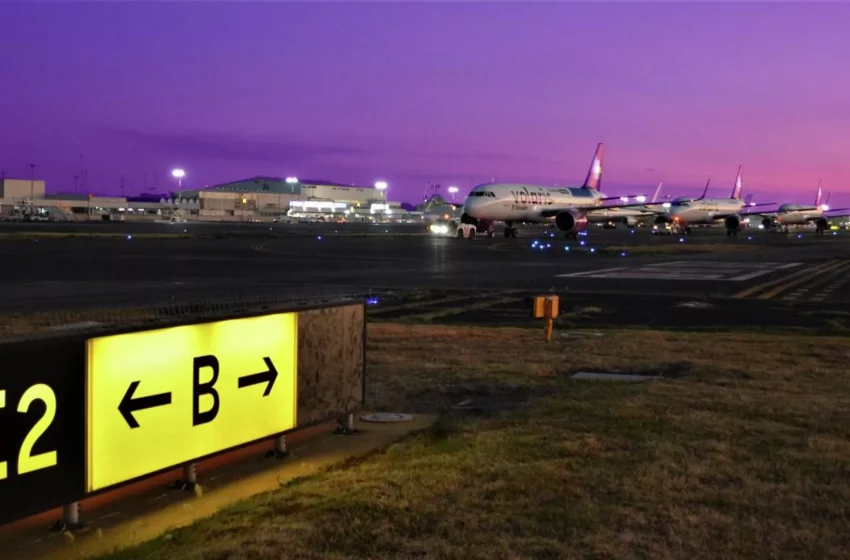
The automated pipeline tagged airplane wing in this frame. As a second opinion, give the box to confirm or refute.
[740,209,778,218]
[540,201,669,218]
[711,202,778,219]
[818,208,850,219]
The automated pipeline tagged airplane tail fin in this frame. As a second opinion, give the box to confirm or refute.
[582,143,605,191]
[825,191,831,206]
[731,165,743,201]
[651,182,663,203]
[815,179,823,207]
[697,178,711,200]
[744,193,753,205]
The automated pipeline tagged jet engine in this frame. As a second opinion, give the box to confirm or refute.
[554,208,588,235]
[654,215,671,226]
[815,217,829,233]
[761,217,774,229]
[724,214,743,231]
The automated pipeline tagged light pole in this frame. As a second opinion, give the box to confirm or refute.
[448,186,458,203]
[171,168,186,189]
[29,163,36,201]
[374,180,388,201]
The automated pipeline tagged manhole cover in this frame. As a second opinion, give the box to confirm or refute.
[360,413,414,423]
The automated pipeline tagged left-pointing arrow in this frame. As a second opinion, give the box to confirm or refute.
[119,380,172,429]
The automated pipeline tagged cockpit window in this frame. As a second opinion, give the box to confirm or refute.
[673,200,689,207]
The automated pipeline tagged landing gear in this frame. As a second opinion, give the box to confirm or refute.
[669,222,689,236]
[726,228,738,237]
[503,221,518,238]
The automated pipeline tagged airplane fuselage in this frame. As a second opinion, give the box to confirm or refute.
[587,206,657,224]
[775,205,823,225]
[463,183,610,223]
[667,198,744,224]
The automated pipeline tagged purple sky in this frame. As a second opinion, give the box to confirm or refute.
[1,2,849,205]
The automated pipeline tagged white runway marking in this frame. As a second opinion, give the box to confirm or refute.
[556,261,802,281]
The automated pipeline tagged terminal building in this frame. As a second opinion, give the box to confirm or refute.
[172,177,404,221]
[0,176,409,223]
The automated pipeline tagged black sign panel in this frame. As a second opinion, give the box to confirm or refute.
[0,336,86,525]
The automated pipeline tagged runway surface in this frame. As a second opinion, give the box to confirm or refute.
[1,222,849,329]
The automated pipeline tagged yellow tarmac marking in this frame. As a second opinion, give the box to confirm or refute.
[730,259,847,300]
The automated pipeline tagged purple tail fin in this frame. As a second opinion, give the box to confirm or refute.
[582,143,605,191]
[730,165,743,201]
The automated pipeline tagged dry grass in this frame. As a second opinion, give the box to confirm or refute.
[100,324,850,559]
[0,308,160,339]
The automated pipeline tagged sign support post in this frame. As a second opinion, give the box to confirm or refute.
[266,435,289,459]
[334,413,357,435]
[50,502,83,533]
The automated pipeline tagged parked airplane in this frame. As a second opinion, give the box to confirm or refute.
[461,143,661,238]
[753,181,849,234]
[585,182,664,227]
[653,166,774,236]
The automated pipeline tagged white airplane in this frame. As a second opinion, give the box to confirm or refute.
[461,143,661,238]
[752,181,849,234]
[585,182,664,227]
[654,166,774,236]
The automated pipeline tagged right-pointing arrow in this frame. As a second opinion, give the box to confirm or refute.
[237,357,278,397]
[119,380,172,429]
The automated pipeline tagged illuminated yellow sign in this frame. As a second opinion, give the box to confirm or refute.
[86,313,297,492]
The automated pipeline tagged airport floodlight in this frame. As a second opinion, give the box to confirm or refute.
[662,202,671,208]
[821,204,830,211]
[636,195,646,203]
[620,196,629,203]
[375,180,388,200]
[447,186,458,194]
[285,176,298,184]
[171,168,186,188]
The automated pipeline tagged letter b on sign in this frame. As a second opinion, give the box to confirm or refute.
[193,355,220,426]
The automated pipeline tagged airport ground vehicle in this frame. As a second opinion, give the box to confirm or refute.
[429,219,482,238]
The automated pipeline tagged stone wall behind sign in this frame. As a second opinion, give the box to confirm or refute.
[296,303,365,426]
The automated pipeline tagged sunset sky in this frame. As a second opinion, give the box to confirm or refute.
[1,1,848,205]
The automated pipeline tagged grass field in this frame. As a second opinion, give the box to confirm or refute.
[88,323,850,558]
